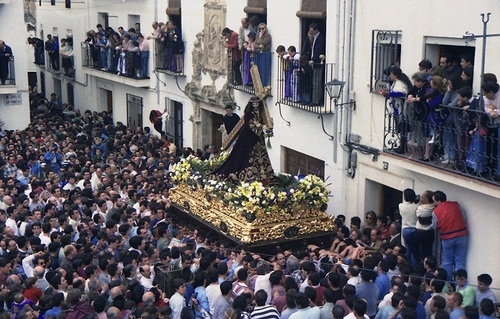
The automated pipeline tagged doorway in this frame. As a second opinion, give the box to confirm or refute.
[364,180,402,220]
[212,112,224,151]
[40,72,46,97]
[106,90,113,114]
[126,93,143,129]
[28,72,37,92]
[53,78,62,98]
[100,88,113,113]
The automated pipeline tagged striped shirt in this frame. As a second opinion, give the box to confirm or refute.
[250,305,280,319]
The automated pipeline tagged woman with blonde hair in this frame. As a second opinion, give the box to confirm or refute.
[224,308,241,319]
[421,75,446,161]
[253,23,272,86]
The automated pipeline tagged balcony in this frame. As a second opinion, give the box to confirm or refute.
[276,56,335,114]
[383,98,500,186]
[0,57,16,94]
[153,42,186,76]
[81,43,150,88]
[228,50,273,96]
[44,51,60,74]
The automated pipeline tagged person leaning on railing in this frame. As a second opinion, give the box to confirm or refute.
[242,31,256,86]
[106,33,121,73]
[379,67,412,154]
[223,27,242,86]
[407,72,430,159]
[254,23,272,87]
[481,81,500,173]
[421,76,446,162]
[0,40,13,85]
[440,74,463,164]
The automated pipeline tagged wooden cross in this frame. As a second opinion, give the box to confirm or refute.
[222,64,274,150]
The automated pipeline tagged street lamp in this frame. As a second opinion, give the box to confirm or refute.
[324,79,346,100]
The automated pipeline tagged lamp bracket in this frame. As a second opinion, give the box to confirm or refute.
[275,102,291,126]
[317,114,334,140]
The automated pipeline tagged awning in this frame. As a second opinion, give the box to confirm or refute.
[166,0,181,16]
[243,0,267,15]
[296,0,326,19]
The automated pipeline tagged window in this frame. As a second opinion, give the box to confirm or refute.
[296,0,326,56]
[370,30,401,92]
[126,94,143,129]
[284,148,325,178]
[98,13,110,30]
[166,0,182,31]
[65,0,71,8]
[128,15,140,30]
[165,98,184,150]
[51,0,55,5]
[244,0,267,24]
[67,83,74,107]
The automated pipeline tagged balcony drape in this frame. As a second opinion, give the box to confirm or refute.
[296,0,327,19]
[166,0,181,16]
[244,0,267,15]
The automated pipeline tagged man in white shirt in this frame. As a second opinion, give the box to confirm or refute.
[170,278,187,319]
[39,222,52,246]
[5,207,19,236]
[289,292,321,319]
[139,265,154,291]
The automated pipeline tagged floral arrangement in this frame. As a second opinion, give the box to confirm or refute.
[172,156,331,217]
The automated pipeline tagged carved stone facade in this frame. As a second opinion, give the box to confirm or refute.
[185,0,232,149]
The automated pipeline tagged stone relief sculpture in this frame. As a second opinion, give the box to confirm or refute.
[185,0,231,107]
[192,31,204,82]
[202,0,227,79]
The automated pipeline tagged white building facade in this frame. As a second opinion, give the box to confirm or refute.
[34,0,500,293]
[0,0,31,130]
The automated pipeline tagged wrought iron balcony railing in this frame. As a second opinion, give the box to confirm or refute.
[153,42,185,76]
[45,50,60,74]
[384,97,500,185]
[228,50,273,95]
[276,56,335,114]
[81,42,150,79]
[0,57,15,86]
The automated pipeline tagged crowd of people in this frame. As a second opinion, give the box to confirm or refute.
[80,23,151,79]
[382,53,500,177]
[224,18,327,106]
[0,86,495,319]
[29,34,75,78]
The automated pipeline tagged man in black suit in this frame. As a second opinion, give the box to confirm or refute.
[308,23,326,106]
[381,221,402,254]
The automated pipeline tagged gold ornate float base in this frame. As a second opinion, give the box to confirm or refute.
[169,185,335,247]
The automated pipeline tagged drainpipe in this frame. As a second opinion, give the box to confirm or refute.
[155,0,161,106]
[344,0,356,178]
[333,0,345,163]
[345,0,356,141]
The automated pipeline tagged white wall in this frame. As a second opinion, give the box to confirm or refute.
[0,1,30,130]
[344,0,500,293]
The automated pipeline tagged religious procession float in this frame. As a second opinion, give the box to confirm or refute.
[169,65,335,247]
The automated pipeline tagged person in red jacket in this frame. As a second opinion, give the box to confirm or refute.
[223,27,242,86]
[432,190,468,281]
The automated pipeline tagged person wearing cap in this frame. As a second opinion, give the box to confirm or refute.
[455,269,475,307]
